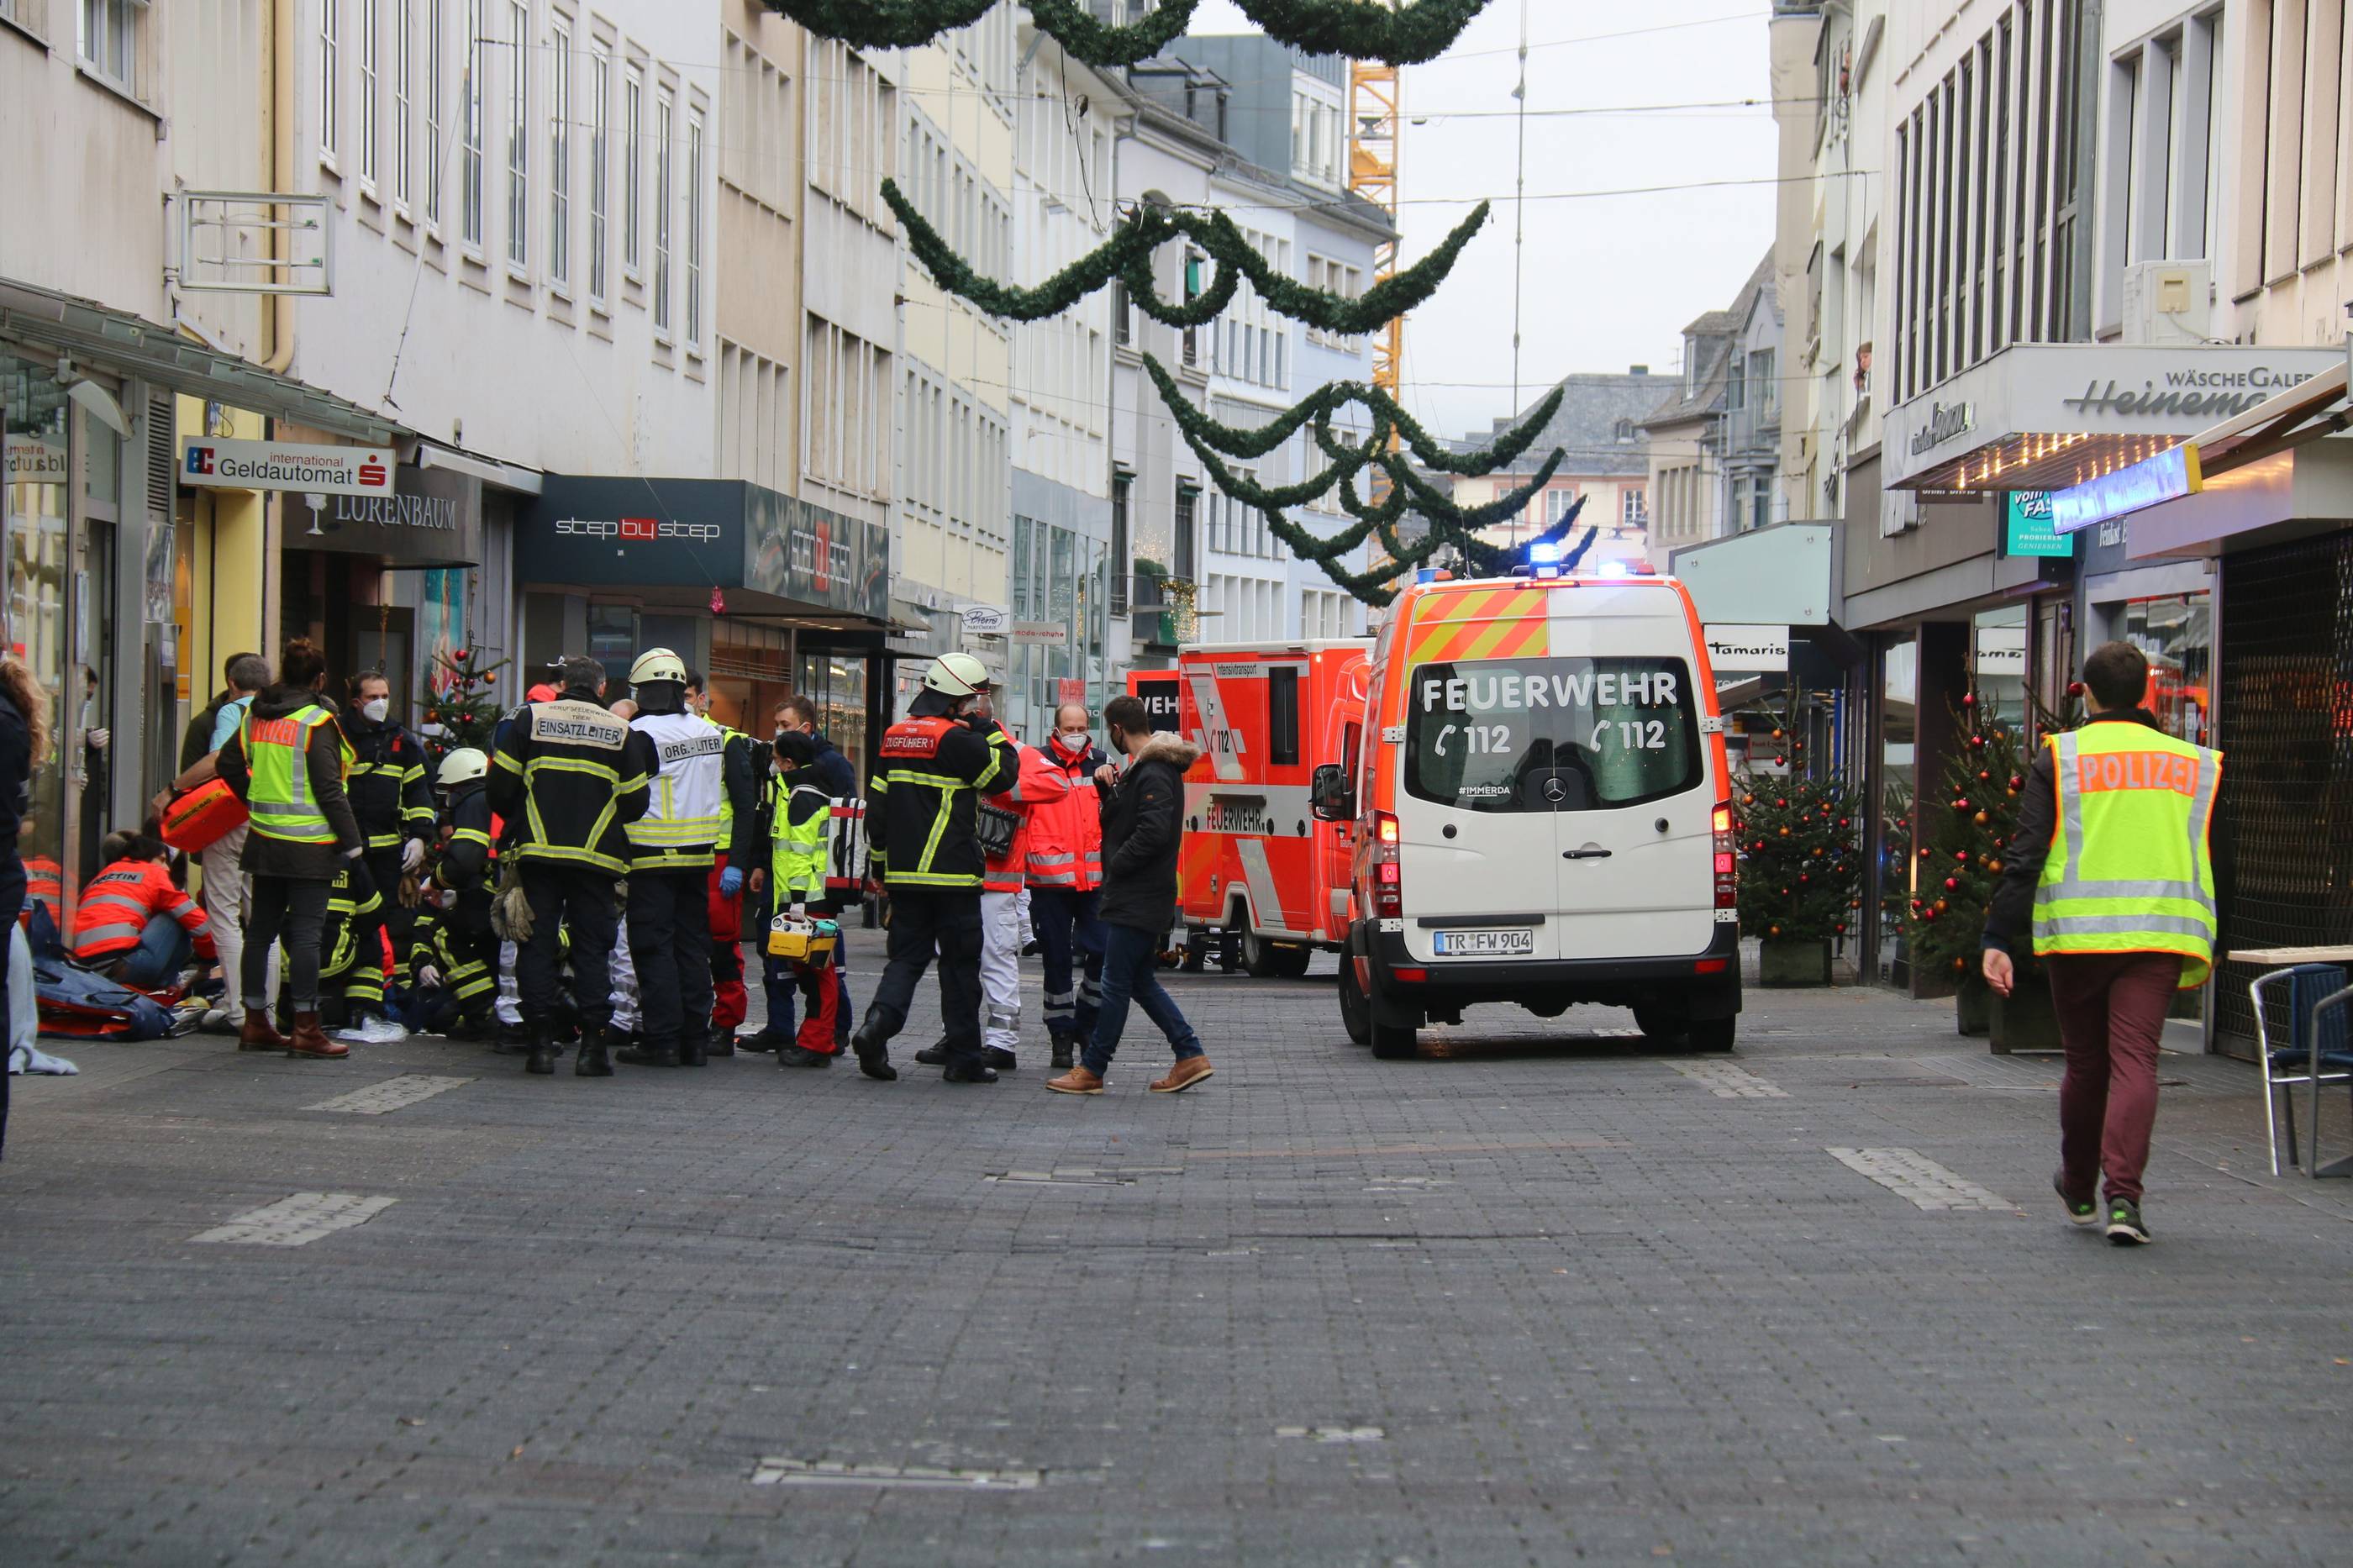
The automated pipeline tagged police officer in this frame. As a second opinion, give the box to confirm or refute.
[850,652,1016,1084]
[758,729,853,1068]
[336,670,437,1045]
[1981,641,2224,1248]
[616,648,727,1069]
[487,655,656,1077]
[684,667,761,1051]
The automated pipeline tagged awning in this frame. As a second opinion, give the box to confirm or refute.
[2046,357,2352,532]
[0,279,398,445]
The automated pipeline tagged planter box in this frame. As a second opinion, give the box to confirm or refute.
[1956,976,1992,1038]
[1760,937,1832,988]
[1991,977,2065,1054]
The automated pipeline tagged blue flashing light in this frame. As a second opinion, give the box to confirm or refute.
[1528,540,1564,566]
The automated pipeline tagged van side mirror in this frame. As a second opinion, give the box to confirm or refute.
[1310,762,1355,823]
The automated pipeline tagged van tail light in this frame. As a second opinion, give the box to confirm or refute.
[1372,809,1403,919]
[1712,801,1737,910]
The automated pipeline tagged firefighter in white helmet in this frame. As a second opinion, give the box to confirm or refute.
[615,646,729,1069]
[849,651,1016,1083]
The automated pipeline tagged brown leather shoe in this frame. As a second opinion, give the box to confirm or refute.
[1150,1056,1214,1094]
[285,1011,350,1060]
[238,1008,292,1053]
[1045,1065,1104,1095]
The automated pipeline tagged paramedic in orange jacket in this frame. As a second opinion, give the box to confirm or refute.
[1026,702,1110,1071]
[72,830,216,990]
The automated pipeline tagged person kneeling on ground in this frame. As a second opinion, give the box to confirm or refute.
[1047,695,1213,1097]
[71,829,214,992]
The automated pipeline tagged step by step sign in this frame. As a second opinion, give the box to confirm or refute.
[1011,621,1069,647]
[1705,624,1791,673]
[181,438,395,497]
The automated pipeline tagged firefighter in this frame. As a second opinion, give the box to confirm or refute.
[336,671,437,1045]
[408,748,498,1036]
[849,653,1016,1083]
[486,655,657,1077]
[1027,702,1110,1071]
[615,648,726,1069]
[684,667,761,1052]
[755,729,854,1067]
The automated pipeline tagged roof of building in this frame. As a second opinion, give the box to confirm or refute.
[1644,250,1775,429]
[1445,370,1674,478]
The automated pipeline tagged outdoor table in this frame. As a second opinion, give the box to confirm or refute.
[2229,948,2353,1178]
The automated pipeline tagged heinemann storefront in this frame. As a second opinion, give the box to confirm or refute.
[2042,358,2353,1057]
[516,479,894,781]
[1871,343,2341,997]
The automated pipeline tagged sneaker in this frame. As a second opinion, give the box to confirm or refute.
[1150,1056,1215,1094]
[334,1014,411,1046]
[2054,1169,2099,1228]
[2105,1198,2151,1246]
[1045,1066,1104,1096]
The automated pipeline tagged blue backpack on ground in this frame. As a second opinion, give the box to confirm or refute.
[27,905,176,1040]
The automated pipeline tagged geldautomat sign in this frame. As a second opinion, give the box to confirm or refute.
[521,477,888,618]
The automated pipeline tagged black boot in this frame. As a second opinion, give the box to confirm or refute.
[776,1044,834,1069]
[1050,1033,1076,1071]
[678,1034,710,1067]
[850,1020,898,1081]
[706,1033,736,1057]
[942,1060,1000,1085]
[575,1028,616,1076]
[914,1041,951,1066]
[985,1046,1018,1072]
[525,1028,558,1076]
[493,1019,529,1055]
[617,1036,680,1067]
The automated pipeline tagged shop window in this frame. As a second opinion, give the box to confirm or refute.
[1874,638,1918,988]
[2119,592,2210,748]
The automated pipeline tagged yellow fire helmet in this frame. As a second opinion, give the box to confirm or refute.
[629,647,688,687]
[923,650,993,698]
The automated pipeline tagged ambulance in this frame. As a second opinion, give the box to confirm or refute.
[1169,641,1372,975]
[1314,560,1740,1058]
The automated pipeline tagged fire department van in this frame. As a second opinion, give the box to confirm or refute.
[1173,640,1373,976]
[1314,568,1740,1058]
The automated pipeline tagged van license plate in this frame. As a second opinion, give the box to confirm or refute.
[1432,929,1534,956]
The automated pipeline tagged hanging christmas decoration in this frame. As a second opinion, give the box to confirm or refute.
[762,0,1496,69]
[884,178,1491,332]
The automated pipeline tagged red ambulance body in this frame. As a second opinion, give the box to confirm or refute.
[1172,640,1373,976]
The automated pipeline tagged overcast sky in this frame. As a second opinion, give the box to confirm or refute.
[1188,0,1779,440]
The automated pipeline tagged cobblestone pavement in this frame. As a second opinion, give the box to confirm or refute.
[4,944,2351,1567]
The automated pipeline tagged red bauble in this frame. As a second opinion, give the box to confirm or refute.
[453,648,471,662]
[1919,848,1933,860]
[1922,908,1939,922]
[1800,873,1810,884]
[1944,877,1959,890]
[2008,775,2024,791]
[1970,734,1986,750]
[1834,923,1847,934]
[1962,692,1977,708]
[1952,797,1971,813]
[1838,817,1850,829]
[1775,798,1787,809]
[2067,681,2086,697]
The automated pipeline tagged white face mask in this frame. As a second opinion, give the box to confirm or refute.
[1058,729,1090,749]
[361,697,390,723]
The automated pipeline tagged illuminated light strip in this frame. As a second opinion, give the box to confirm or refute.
[2050,443,2204,534]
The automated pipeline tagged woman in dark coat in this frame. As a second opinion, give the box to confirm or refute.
[217,638,365,1061]
[0,655,50,1156]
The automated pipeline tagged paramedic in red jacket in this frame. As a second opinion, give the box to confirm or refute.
[72,830,216,990]
[919,692,1069,1072]
[1027,702,1110,1071]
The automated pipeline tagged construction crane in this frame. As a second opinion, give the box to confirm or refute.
[1349,56,1403,524]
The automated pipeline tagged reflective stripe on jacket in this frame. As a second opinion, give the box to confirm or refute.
[866,713,1013,890]
[241,703,352,844]
[2031,723,2223,988]
[1025,736,1107,890]
[983,735,1071,893]
[769,779,834,900]
[485,692,656,878]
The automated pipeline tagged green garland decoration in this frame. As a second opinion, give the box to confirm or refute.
[764,0,1494,69]
[883,178,1491,335]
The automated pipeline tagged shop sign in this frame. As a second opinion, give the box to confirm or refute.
[2051,445,2203,534]
[1907,400,1975,455]
[522,476,750,588]
[295,462,482,566]
[1974,627,2027,676]
[961,605,1011,636]
[2002,491,2075,558]
[1704,624,1790,673]
[1011,621,1068,646]
[3,434,66,483]
[744,487,891,619]
[181,437,394,497]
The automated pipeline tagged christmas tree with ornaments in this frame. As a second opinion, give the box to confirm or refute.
[1903,681,2089,981]
[415,647,510,765]
[1732,713,1864,948]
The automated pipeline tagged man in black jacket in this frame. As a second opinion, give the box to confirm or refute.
[1047,695,1213,1096]
[336,670,439,1044]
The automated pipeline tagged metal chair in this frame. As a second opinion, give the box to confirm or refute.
[2251,964,2353,1175]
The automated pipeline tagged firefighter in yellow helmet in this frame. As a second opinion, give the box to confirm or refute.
[849,652,1016,1083]
[615,646,730,1069]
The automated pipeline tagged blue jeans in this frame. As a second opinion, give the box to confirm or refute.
[119,914,194,991]
[1083,920,1203,1076]
[1030,885,1105,1042]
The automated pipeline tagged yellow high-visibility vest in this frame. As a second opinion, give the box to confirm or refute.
[241,704,353,845]
[2032,722,2223,988]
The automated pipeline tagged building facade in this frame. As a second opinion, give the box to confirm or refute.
[1440,371,1666,575]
